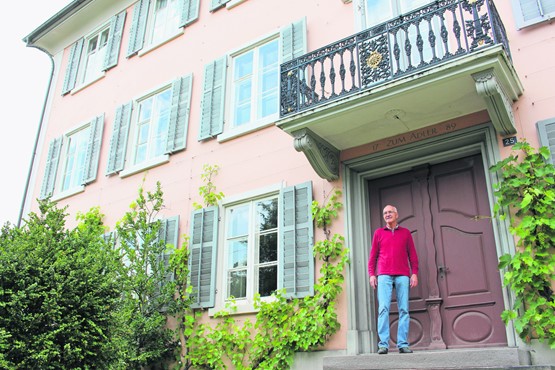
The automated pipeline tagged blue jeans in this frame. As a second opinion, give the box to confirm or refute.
[377,275,410,349]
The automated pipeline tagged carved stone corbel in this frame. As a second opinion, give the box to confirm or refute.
[293,128,340,181]
[472,68,517,136]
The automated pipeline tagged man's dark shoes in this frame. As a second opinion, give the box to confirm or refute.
[399,347,413,354]
[377,347,388,354]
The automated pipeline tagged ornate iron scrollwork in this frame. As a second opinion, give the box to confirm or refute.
[359,35,391,87]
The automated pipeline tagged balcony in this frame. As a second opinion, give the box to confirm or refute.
[277,0,523,180]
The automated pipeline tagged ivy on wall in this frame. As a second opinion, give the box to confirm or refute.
[490,141,555,349]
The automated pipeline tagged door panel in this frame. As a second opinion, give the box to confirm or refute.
[429,155,507,348]
[368,154,507,350]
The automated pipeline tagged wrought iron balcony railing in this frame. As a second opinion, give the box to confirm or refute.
[280,0,510,118]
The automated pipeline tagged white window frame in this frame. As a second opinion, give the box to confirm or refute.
[210,183,283,315]
[52,124,92,201]
[119,84,173,178]
[218,35,281,142]
[140,0,184,55]
[76,24,111,88]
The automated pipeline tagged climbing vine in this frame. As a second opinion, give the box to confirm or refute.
[171,165,349,368]
[490,141,555,348]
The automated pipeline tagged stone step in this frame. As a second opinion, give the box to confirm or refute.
[322,347,549,370]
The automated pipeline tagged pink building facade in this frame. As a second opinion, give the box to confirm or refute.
[23,0,555,367]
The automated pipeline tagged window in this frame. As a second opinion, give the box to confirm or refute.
[39,116,104,200]
[511,0,555,29]
[60,127,91,192]
[81,28,110,84]
[231,40,280,128]
[105,74,193,176]
[134,89,172,166]
[225,196,278,300]
[127,0,200,57]
[189,181,314,311]
[62,11,126,95]
[365,0,430,27]
[198,18,307,141]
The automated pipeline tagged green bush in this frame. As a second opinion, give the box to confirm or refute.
[0,200,123,369]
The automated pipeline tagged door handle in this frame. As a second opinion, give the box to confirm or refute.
[438,266,449,278]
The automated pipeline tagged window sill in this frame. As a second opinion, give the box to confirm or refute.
[217,116,277,142]
[208,295,277,317]
[138,29,184,57]
[226,0,248,9]
[119,154,170,178]
[71,73,106,94]
[51,185,85,201]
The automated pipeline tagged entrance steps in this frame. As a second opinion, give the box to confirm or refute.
[323,347,554,370]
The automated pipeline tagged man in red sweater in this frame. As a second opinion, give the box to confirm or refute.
[368,205,419,354]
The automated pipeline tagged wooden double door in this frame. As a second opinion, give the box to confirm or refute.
[368,154,507,349]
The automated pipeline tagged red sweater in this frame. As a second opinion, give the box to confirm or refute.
[368,226,419,277]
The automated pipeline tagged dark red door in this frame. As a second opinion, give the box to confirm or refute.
[368,154,507,350]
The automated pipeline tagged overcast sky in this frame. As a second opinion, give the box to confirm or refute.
[1,1,71,225]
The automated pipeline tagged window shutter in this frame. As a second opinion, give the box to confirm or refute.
[180,0,200,27]
[166,74,193,153]
[278,181,314,299]
[103,10,127,71]
[198,57,226,141]
[513,0,555,29]
[210,0,230,12]
[62,38,84,95]
[39,137,63,199]
[82,114,104,185]
[106,102,133,175]
[280,17,307,63]
[189,206,219,309]
[127,0,150,57]
[158,216,180,281]
[537,118,555,164]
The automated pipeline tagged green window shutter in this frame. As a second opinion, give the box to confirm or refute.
[189,206,219,309]
[198,57,226,141]
[280,17,307,63]
[62,38,84,95]
[513,0,555,29]
[278,181,314,299]
[127,0,150,57]
[106,102,133,175]
[537,117,555,164]
[103,10,127,71]
[166,74,193,153]
[210,0,230,12]
[82,114,104,185]
[180,0,200,27]
[39,137,63,199]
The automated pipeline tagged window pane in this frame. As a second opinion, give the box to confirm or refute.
[366,0,393,25]
[152,90,171,156]
[229,270,247,298]
[400,0,430,13]
[259,41,278,68]
[257,198,277,231]
[139,98,153,122]
[228,239,248,268]
[234,51,253,80]
[259,233,277,264]
[258,265,277,297]
[228,205,249,237]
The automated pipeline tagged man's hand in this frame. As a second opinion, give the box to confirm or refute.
[410,274,418,288]
[369,275,377,289]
